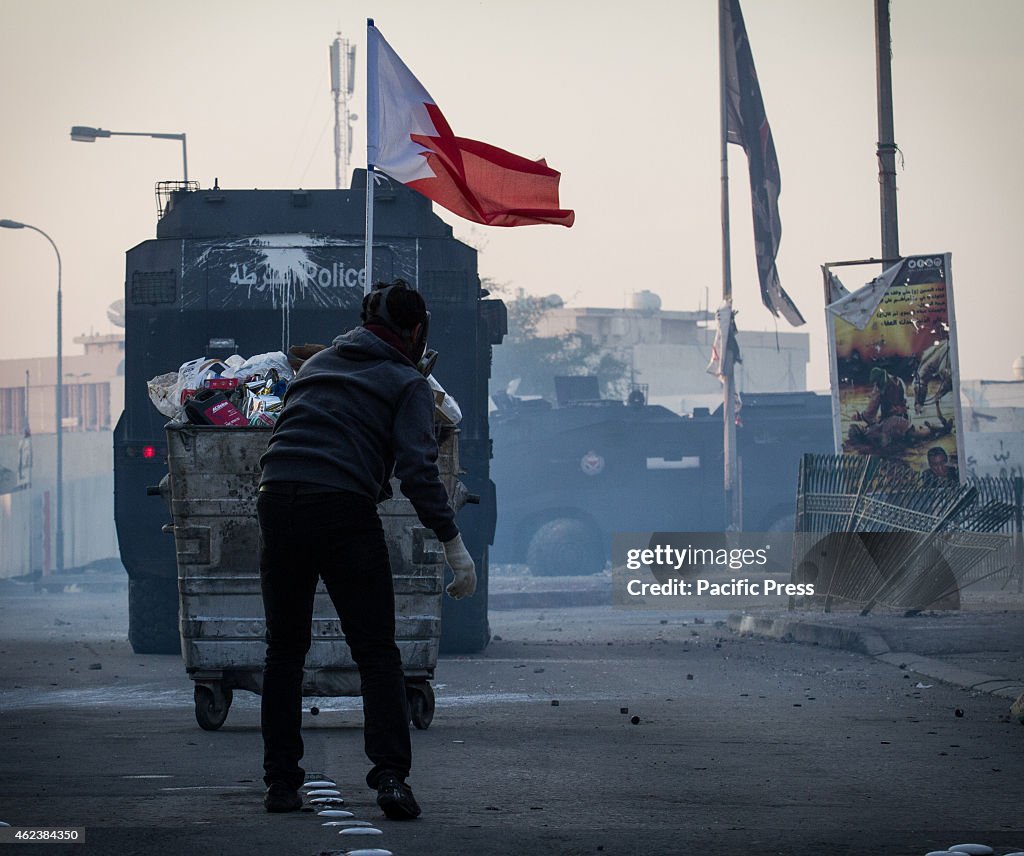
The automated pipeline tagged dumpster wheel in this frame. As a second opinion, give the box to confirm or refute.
[194,684,233,731]
[406,682,435,730]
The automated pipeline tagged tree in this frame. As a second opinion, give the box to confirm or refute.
[487,282,629,402]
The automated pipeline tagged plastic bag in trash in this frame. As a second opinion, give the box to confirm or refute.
[147,372,181,418]
[224,351,294,383]
[173,357,231,409]
[428,374,462,425]
[222,354,246,374]
[149,352,296,424]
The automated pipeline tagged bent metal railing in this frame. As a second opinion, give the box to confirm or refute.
[791,454,1020,614]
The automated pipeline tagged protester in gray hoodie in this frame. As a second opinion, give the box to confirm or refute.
[257,280,475,819]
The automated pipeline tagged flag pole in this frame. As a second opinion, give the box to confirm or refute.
[363,17,377,296]
[719,0,741,530]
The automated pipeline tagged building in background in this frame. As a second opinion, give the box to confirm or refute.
[530,290,810,413]
[960,359,1024,479]
[0,333,124,578]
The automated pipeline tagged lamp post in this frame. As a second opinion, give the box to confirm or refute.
[0,219,64,573]
[70,125,188,183]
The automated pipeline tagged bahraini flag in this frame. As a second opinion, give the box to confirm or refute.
[367,23,574,228]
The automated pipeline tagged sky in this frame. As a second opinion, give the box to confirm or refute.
[1,0,1022,390]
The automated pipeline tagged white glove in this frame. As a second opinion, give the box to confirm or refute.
[442,534,477,599]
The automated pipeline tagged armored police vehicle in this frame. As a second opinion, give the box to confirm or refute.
[490,390,832,575]
[115,173,505,654]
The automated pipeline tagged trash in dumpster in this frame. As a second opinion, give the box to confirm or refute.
[148,351,295,426]
[184,388,249,427]
[149,350,461,428]
[146,372,181,417]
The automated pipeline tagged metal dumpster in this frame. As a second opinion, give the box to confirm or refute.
[164,421,463,731]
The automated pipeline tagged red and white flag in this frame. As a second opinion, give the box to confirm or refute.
[367,23,574,228]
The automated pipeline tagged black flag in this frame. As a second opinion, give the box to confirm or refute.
[722,0,805,326]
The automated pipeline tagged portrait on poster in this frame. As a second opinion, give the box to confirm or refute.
[826,254,964,482]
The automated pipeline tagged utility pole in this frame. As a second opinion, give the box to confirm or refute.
[875,0,900,260]
[330,34,358,190]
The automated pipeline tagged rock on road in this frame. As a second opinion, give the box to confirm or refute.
[1,585,1021,855]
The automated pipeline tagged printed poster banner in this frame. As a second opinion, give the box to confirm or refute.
[825,253,965,483]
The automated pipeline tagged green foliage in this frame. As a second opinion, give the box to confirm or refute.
[486,281,629,402]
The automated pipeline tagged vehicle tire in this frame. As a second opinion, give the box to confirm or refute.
[526,518,604,577]
[194,685,232,731]
[128,575,180,655]
[406,682,435,730]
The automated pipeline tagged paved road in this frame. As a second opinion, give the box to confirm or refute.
[1,583,1022,855]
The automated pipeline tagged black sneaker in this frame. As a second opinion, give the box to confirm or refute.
[263,782,302,813]
[375,773,421,820]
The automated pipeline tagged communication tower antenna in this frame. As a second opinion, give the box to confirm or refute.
[330,33,358,189]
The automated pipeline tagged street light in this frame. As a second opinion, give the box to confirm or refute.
[70,125,188,183]
[0,219,65,574]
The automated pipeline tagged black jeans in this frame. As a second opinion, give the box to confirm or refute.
[257,485,411,790]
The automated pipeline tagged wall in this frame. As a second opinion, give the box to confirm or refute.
[0,431,118,578]
[960,379,1024,480]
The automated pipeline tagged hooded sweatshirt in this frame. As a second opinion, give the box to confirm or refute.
[259,326,458,543]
